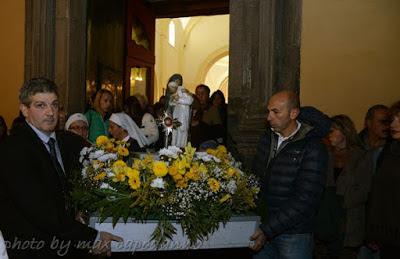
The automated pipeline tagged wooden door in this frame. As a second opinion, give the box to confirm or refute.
[124,0,155,104]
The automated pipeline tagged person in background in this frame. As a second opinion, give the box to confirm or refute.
[251,90,328,259]
[85,89,113,143]
[359,105,390,151]
[124,96,159,146]
[57,105,67,131]
[0,116,7,144]
[195,84,210,111]
[366,101,400,259]
[65,113,90,141]
[134,93,151,114]
[9,113,25,136]
[315,115,372,259]
[109,112,149,153]
[209,90,227,144]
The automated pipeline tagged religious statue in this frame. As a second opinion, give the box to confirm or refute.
[165,74,193,148]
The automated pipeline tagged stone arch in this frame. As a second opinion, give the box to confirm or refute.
[196,46,229,89]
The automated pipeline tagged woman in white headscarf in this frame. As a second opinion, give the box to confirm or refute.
[0,230,8,259]
[65,113,89,140]
[109,112,150,153]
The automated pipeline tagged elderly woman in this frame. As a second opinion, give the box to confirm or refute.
[367,101,400,258]
[65,113,89,140]
[108,112,149,153]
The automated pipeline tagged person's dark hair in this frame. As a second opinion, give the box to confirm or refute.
[331,114,361,148]
[389,101,400,117]
[167,74,183,87]
[0,116,8,142]
[210,90,226,105]
[364,104,388,122]
[10,114,25,135]
[195,84,211,96]
[124,96,144,126]
[19,78,58,105]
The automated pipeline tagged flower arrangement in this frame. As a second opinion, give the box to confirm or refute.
[72,136,260,247]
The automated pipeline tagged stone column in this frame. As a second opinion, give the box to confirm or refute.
[25,0,56,80]
[55,0,87,113]
[25,0,87,114]
[228,0,302,168]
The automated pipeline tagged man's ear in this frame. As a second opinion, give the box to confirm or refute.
[290,108,300,120]
[20,104,28,118]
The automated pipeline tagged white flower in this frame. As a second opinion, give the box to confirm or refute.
[81,167,87,178]
[150,177,165,189]
[195,152,212,162]
[158,146,182,158]
[226,180,237,194]
[98,153,117,162]
[100,183,116,190]
[89,149,105,160]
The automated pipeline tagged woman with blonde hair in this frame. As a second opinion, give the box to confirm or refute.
[85,89,113,142]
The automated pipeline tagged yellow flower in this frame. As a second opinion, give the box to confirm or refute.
[132,159,142,170]
[112,160,127,174]
[183,143,196,163]
[186,166,200,181]
[126,168,140,190]
[173,173,183,181]
[117,146,129,157]
[168,163,179,176]
[206,149,216,156]
[153,161,168,177]
[128,175,140,190]
[113,171,126,182]
[143,154,154,169]
[93,172,106,181]
[176,179,188,189]
[217,145,227,154]
[105,142,115,152]
[225,168,237,178]
[96,135,109,146]
[208,178,220,192]
[126,168,140,179]
[219,194,231,203]
[177,158,188,175]
[199,163,208,175]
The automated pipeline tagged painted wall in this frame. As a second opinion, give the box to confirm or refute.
[155,19,181,100]
[301,0,400,129]
[155,15,229,100]
[0,0,24,127]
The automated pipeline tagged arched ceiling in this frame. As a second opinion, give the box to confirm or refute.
[145,0,229,18]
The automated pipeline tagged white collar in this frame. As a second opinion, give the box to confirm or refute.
[27,120,57,144]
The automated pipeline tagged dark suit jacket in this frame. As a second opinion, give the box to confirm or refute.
[0,122,97,258]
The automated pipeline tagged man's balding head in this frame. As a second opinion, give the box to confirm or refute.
[267,90,300,136]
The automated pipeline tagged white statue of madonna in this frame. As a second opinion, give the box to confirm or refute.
[166,74,193,148]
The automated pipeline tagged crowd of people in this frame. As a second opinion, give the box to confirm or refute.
[0,77,399,259]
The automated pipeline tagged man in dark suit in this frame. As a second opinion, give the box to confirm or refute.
[0,78,121,258]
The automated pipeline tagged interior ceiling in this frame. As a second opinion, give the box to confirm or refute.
[145,0,229,18]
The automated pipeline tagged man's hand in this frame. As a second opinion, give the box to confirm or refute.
[92,231,123,257]
[250,228,268,252]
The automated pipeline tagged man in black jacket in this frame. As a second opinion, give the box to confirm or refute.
[250,90,328,258]
[0,78,121,258]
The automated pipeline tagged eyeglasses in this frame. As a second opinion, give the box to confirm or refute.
[69,126,88,131]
